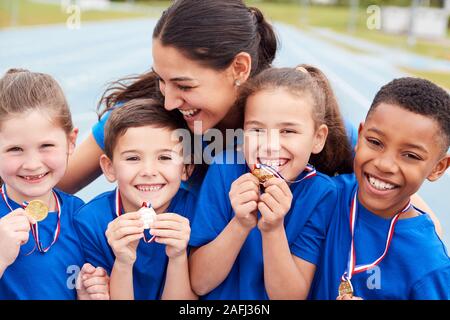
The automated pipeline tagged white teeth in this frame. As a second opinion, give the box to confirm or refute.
[258,159,287,170]
[368,175,396,191]
[136,185,163,192]
[23,173,46,180]
[179,108,199,117]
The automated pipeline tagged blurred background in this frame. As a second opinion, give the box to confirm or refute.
[1,0,449,248]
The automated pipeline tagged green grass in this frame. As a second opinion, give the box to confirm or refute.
[0,0,152,28]
[400,67,450,90]
[246,1,450,88]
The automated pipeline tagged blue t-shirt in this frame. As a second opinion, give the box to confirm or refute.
[296,174,450,300]
[0,190,85,300]
[73,188,196,300]
[189,151,338,300]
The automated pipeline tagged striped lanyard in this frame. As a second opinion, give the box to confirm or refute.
[115,188,155,243]
[0,184,61,253]
[341,191,412,284]
[253,163,317,184]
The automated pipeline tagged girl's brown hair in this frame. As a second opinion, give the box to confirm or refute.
[98,0,277,118]
[236,64,353,176]
[0,68,74,186]
[0,68,73,134]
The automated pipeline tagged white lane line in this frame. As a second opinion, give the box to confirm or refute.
[277,25,389,87]
[280,27,371,111]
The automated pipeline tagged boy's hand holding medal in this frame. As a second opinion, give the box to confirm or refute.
[148,213,191,259]
[106,211,144,266]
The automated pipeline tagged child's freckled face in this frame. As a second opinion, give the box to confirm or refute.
[354,103,445,217]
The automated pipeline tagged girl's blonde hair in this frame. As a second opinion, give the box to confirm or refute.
[0,69,73,134]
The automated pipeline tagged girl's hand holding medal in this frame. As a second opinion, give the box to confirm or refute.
[257,178,292,233]
[0,209,35,274]
[229,165,292,233]
[229,173,260,231]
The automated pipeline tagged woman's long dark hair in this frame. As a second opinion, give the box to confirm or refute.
[98,0,277,118]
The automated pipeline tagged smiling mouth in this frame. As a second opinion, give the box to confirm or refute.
[365,173,399,191]
[135,184,165,192]
[19,173,49,181]
[179,108,200,119]
[257,158,289,171]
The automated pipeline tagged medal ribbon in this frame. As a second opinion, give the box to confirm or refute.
[115,188,155,244]
[1,184,61,254]
[341,191,412,282]
[254,163,316,184]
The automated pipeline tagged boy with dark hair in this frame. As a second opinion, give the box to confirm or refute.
[297,77,450,300]
[74,99,197,300]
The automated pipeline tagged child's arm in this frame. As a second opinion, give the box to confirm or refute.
[189,173,260,296]
[258,178,316,299]
[57,134,103,194]
[105,211,144,300]
[76,263,110,300]
[0,209,35,278]
[149,213,196,300]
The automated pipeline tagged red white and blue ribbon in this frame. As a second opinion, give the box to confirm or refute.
[254,163,316,184]
[1,184,61,254]
[115,188,155,243]
[341,191,412,283]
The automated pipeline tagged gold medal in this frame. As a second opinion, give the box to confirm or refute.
[25,200,48,222]
[338,279,353,298]
[251,167,274,184]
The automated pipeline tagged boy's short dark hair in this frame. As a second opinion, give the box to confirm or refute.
[368,77,450,151]
[104,98,188,159]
